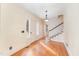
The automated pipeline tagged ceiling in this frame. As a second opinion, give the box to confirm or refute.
[19,3,65,19]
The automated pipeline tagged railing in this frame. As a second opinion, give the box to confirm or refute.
[48,22,63,32]
[48,22,64,39]
[49,31,63,39]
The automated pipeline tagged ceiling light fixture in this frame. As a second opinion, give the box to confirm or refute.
[45,10,48,22]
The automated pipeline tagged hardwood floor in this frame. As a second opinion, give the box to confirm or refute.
[11,37,68,56]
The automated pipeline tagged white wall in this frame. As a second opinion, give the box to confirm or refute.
[64,4,79,56]
[0,4,7,56]
[0,4,44,55]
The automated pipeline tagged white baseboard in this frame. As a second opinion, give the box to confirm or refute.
[63,42,72,56]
